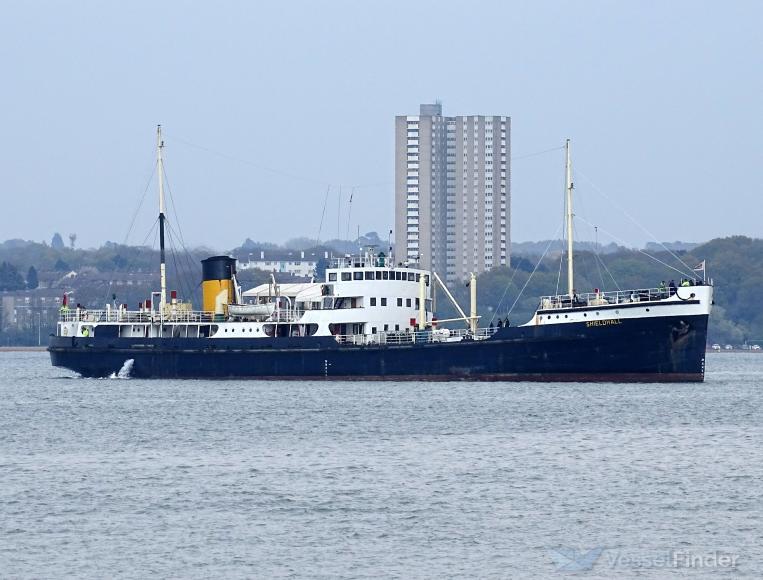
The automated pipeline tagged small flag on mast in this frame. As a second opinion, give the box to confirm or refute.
[693,260,706,280]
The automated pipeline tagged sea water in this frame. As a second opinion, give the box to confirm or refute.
[1,351,761,578]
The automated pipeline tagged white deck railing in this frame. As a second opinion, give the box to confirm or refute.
[539,287,677,310]
[58,309,217,323]
[334,327,497,346]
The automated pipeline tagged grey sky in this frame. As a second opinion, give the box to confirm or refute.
[1,0,761,251]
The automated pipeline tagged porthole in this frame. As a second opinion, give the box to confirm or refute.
[615,310,619,315]
[583,313,587,317]
[564,314,568,318]
[646,308,650,312]
[556,315,559,319]
[547,315,551,319]
[596,312,600,316]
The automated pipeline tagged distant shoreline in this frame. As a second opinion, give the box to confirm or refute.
[0,346,46,352]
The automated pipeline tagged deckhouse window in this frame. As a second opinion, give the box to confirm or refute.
[353,271,363,281]
[365,271,374,280]
[329,273,337,281]
[341,272,351,281]
[381,298,387,306]
[408,273,415,281]
[397,298,403,307]
[406,298,412,307]
[383,271,389,280]
[375,271,383,280]
[370,297,377,306]
[416,274,421,282]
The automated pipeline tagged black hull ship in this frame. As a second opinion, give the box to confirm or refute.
[49,312,708,381]
[49,134,713,382]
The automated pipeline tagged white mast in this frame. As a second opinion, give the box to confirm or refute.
[565,138,574,297]
[157,125,167,309]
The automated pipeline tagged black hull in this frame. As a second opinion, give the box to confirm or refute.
[49,314,708,382]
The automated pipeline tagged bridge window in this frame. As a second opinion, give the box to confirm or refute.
[375,271,383,280]
[341,272,351,281]
[353,271,363,280]
[365,271,374,280]
[383,271,389,280]
[329,273,337,281]
[408,273,415,281]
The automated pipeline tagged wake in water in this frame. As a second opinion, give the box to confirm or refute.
[108,359,135,379]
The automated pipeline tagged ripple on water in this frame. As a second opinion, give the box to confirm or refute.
[0,351,762,578]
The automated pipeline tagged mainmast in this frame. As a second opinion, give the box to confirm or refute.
[565,138,574,297]
[157,125,167,310]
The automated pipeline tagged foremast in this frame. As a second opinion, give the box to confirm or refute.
[565,138,574,297]
[157,125,167,310]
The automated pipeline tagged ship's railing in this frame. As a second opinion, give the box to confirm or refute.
[328,254,422,270]
[538,287,676,310]
[58,308,217,323]
[329,256,391,269]
[334,326,497,346]
[268,309,306,323]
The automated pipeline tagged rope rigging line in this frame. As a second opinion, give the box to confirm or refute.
[161,167,202,287]
[489,265,522,324]
[166,220,202,303]
[593,248,621,291]
[168,133,561,188]
[165,225,189,300]
[101,160,158,304]
[573,167,697,277]
[501,222,563,320]
[315,185,331,245]
[511,145,565,161]
[166,229,186,299]
[575,215,694,278]
[121,160,158,246]
[166,134,332,187]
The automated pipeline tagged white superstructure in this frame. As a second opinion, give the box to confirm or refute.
[56,250,451,343]
[235,251,435,338]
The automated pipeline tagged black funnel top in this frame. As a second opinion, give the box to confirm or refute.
[201,256,237,281]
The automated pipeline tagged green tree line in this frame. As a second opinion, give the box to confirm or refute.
[1,235,760,345]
